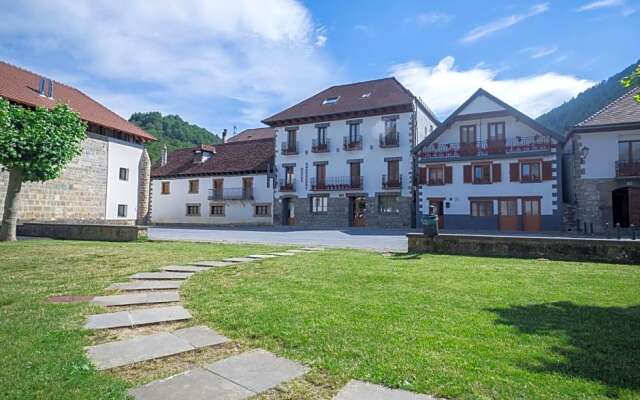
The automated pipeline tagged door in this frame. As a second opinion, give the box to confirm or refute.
[429,199,445,229]
[282,198,295,226]
[459,125,477,156]
[351,197,366,227]
[316,164,326,189]
[499,198,518,231]
[350,162,361,189]
[612,188,629,227]
[242,177,253,200]
[522,198,541,232]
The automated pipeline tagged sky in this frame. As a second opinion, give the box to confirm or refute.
[0,0,638,137]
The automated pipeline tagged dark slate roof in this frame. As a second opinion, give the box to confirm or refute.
[151,138,274,178]
[0,60,155,141]
[227,127,275,143]
[575,87,640,129]
[262,77,416,126]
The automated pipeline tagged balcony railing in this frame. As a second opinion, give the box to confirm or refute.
[616,160,640,177]
[379,131,400,148]
[280,141,298,155]
[278,179,296,192]
[382,174,402,190]
[311,138,330,153]
[310,176,363,191]
[208,187,253,201]
[343,135,363,151]
[418,135,555,160]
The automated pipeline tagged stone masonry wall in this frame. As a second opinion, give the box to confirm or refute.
[0,134,108,222]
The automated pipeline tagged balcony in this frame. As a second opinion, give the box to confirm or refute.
[382,174,402,190]
[311,138,330,153]
[310,176,363,191]
[278,179,296,192]
[418,135,555,160]
[280,141,298,155]
[343,135,363,151]
[379,131,400,148]
[208,187,253,201]
[616,160,640,177]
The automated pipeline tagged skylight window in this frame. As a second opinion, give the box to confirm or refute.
[322,96,339,105]
[361,92,371,98]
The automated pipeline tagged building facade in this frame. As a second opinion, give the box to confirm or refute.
[0,61,155,225]
[415,89,564,232]
[263,78,438,228]
[150,139,275,225]
[565,87,640,233]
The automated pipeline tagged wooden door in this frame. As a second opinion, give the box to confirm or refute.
[283,198,295,226]
[522,198,541,232]
[242,177,253,199]
[499,198,518,231]
[350,162,361,188]
[351,197,366,227]
[429,199,444,229]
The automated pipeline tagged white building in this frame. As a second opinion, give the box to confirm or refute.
[262,78,438,228]
[150,139,275,225]
[414,89,564,232]
[565,87,640,232]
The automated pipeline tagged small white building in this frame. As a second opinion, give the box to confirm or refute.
[150,139,275,225]
[414,89,564,232]
[262,78,438,228]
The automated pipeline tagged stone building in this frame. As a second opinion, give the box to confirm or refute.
[0,61,155,224]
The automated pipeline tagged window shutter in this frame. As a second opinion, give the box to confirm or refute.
[419,167,427,185]
[509,163,520,182]
[492,163,501,183]
[445,166,453,184]
[542,160,553,180]
[463,165,472,183]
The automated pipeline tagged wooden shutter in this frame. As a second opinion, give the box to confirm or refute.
[463,165,472,183]
[542,161,553,180]
[509,163,520,182]
[419,167,427,185]
[444,166,453,184]
[492,163,501,183]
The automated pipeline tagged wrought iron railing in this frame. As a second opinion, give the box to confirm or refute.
[418,135,555,159]
[311,138,330,153]
[208,187,253,201]
[280,141,298,155]
[382,174,402,189]
[343,135,363,151]
[616,160,640,177]
[278,179,296,192]
[310,176,363,191]
[379,131,400,148]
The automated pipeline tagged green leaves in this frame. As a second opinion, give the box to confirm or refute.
[620,64,640,103]
[0,98,87,182]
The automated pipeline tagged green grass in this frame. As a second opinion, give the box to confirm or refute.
[0,240,283,400]
[184,251,640,400]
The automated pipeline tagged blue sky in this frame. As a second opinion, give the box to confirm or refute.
[0,0,638,137]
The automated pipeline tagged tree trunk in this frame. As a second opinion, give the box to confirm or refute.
[0,168,23,242]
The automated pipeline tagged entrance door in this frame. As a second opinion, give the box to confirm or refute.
[612,188,630,227]
[351,197,366,227]
[522,198,541,232]
[282,198,295,226]
[429,199,445,229]
[499,198,518,231]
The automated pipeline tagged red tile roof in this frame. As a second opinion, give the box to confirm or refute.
[227,127,276,143]
[576,87,640,129]
[0,61,155,141]
[151,138,274,178]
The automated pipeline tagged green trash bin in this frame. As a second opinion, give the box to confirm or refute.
[422,214,439,237]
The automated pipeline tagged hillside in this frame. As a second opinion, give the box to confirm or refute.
[536,60,639,134]
[129,112,221,161]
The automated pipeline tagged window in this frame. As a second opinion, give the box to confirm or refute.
[460,125,476,143]
[161,181,170,194]
[119,168,129,181]
[378,195,400,214]
[322,96,339,105]
[521,161,541,182]
[286,129,297,150]
[311,196,328,213]
[186,204,201,216]
[428,166,444,185]
[117,204,127,218]
[473,164,491,184]
[315,164,326,187]
[188,179,199,193]
[384,118,397,135]
[210,204,224,216]
[619,140,640,162]
[317,126,327,144]
[348,122,360,141]
[361,92,371,98]
[255,204,271,217]
[285,166,295,185]
[471,200,494,217]
[350,162,361,188]
[487,122,506,141]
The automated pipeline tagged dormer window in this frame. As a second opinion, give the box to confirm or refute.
[322,96,339,105]
[361,92,371,98]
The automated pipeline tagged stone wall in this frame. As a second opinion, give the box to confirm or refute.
[407,233,640,265]
[18,222,147,242]
[0,134,108,223]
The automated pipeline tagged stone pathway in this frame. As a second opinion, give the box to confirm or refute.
[85,305,192,330]
[131,271,193,280]
[109,280,183,291]
[92,291,179,307]
[190,260,236,267]
[333,380,441,400]
[162,265,211,273]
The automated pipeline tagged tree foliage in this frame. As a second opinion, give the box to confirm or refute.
[620,64,640,103]
[129,112,221,162]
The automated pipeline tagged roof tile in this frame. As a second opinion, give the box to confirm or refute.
[577,87,640,128]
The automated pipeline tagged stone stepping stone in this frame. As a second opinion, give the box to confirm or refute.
[270,252,296,256]
[222,257,257,263]
[93,291,179,307]
[285,249,308,253]
[131,272,193,280]
[301,247,325,251]
[108,280,183,291]
[86,326,229,370]
[246,254,277,259]
[333,380,440,400]
[162,265,211,273]
[190,260,235,268]
[85,306,191,330]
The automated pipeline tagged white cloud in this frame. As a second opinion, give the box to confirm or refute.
[0,0,337,127]
[461,3,549,44]
[520,46,559,59]
[391,56,595,118]
[577,0,623,11]
[412,12,454,26]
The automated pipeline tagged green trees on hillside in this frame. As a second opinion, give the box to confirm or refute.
[621,64,640,103]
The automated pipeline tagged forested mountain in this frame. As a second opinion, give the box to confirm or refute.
[129,112,221,161]
[536,60,639,135]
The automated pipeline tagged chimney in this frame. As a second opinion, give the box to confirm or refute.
[38,78,46,96]
[160,145,168,166]
[222,128,227,143]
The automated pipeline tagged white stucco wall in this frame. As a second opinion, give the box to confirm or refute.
[433,114,548,145]
[415,103,438,146]
[457,95,504,115]
[105,138,143,220]
[578,130,640,179]
[151,174,274,225]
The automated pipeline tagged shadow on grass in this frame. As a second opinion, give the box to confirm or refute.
[488,301,640,394]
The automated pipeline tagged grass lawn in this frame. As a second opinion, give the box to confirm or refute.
[184,250,640,400]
